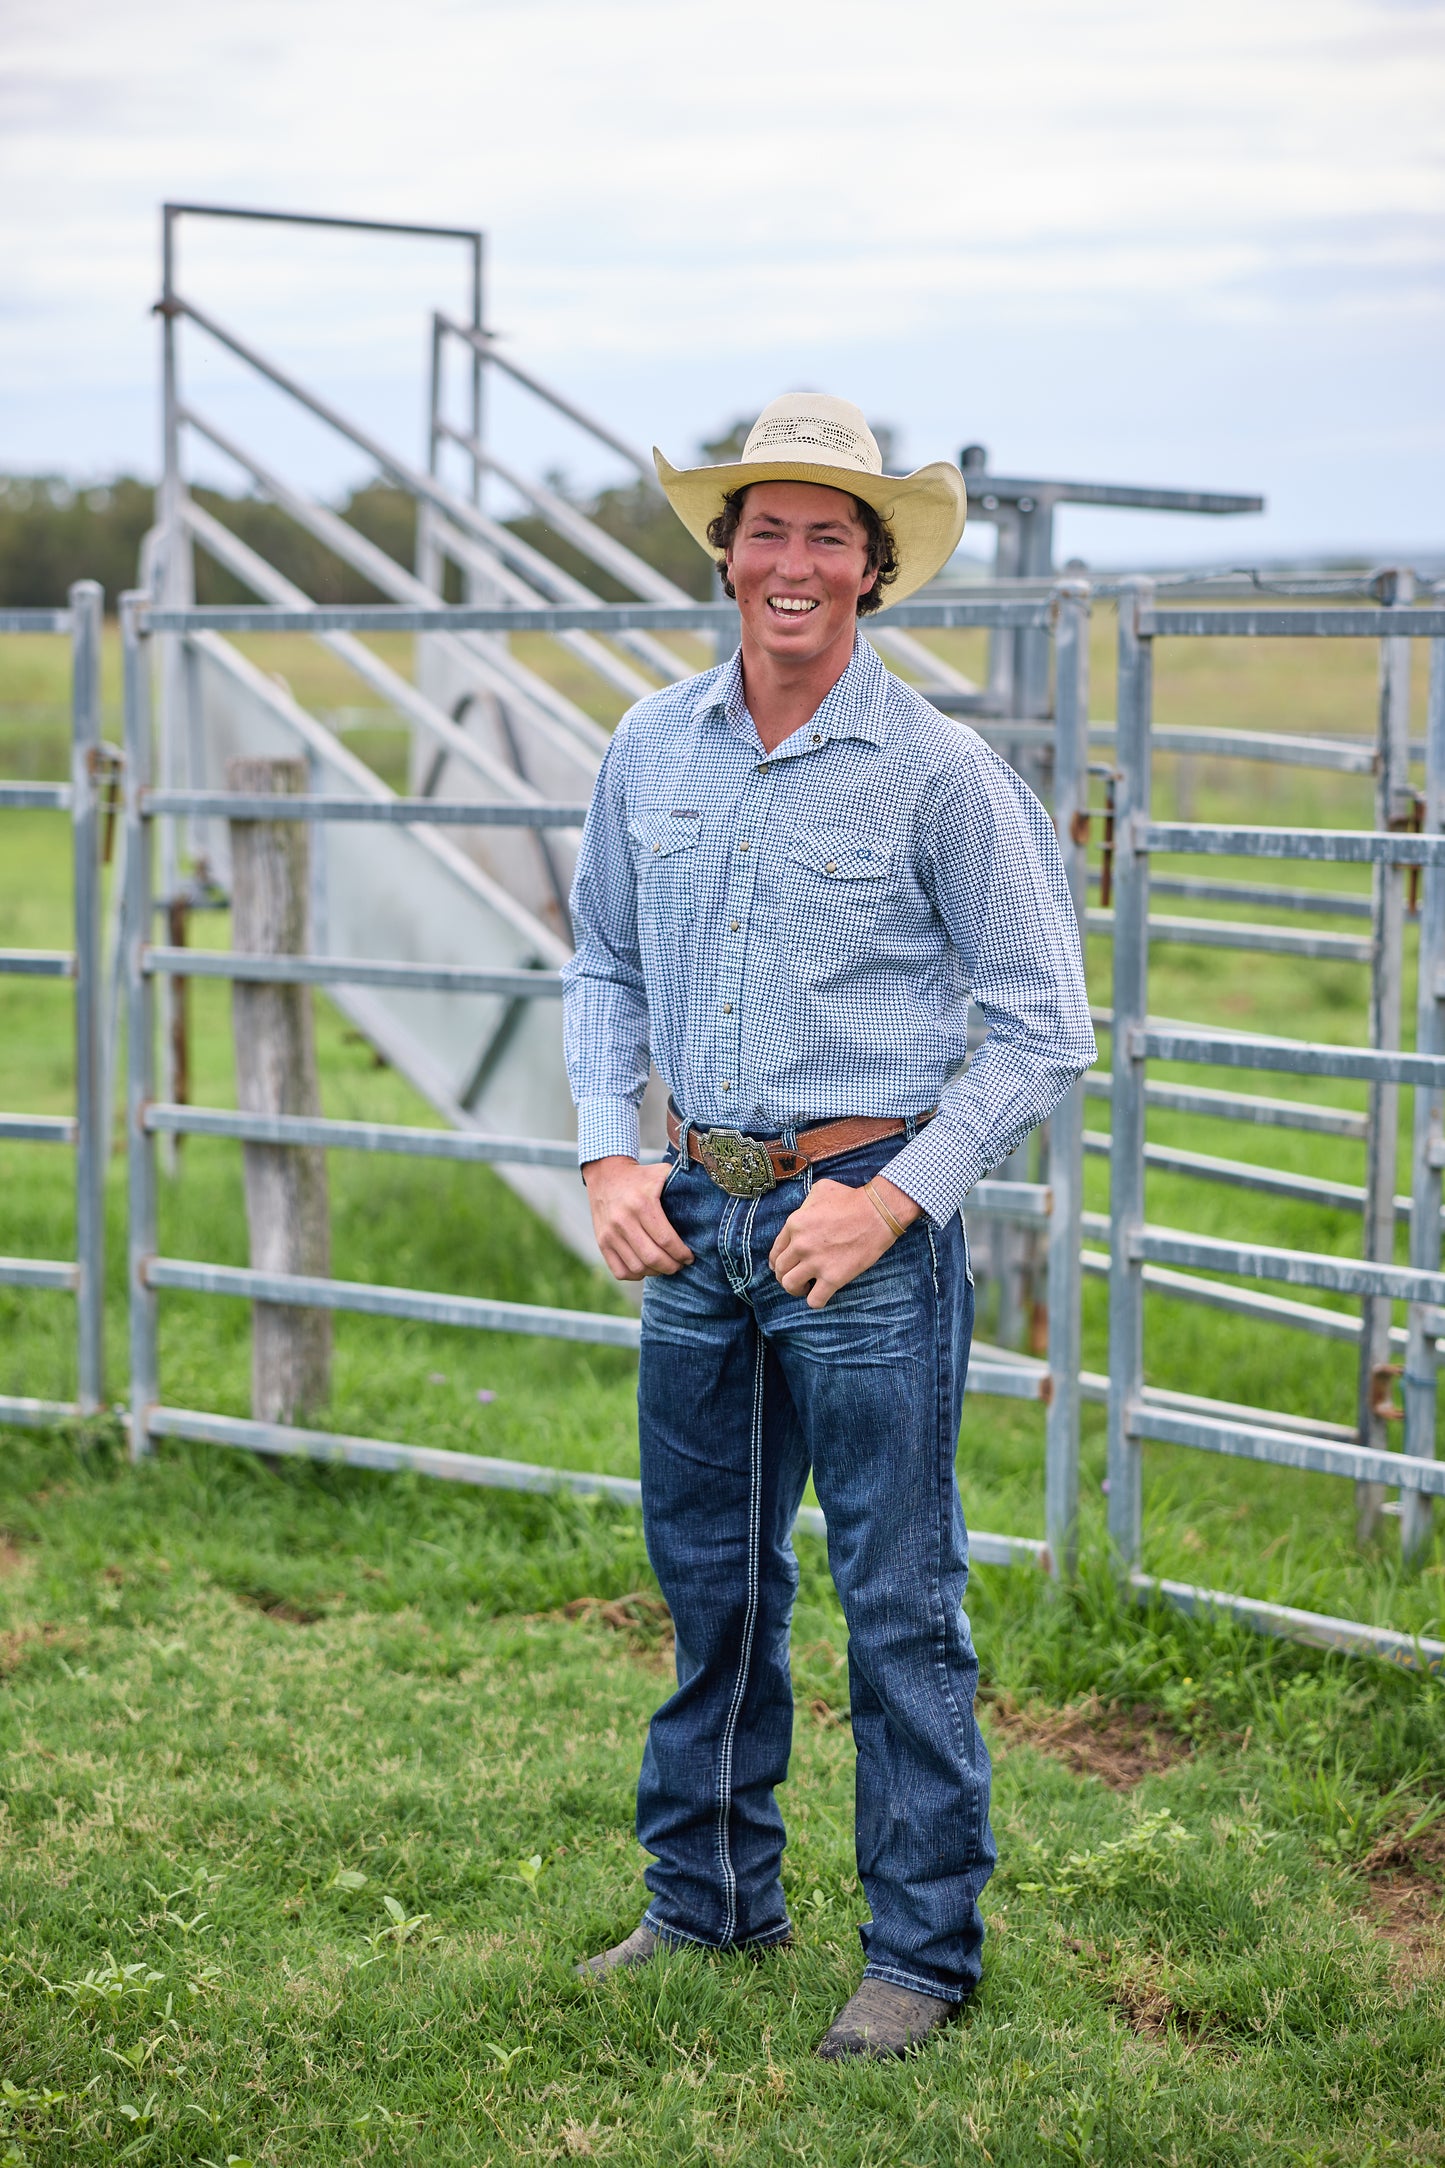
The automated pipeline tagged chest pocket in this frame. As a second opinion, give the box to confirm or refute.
[778,825,892,979]
[629,809,701,916]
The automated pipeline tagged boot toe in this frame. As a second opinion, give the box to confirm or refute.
[815,1979,957,2061]
[574,1924,658,1980]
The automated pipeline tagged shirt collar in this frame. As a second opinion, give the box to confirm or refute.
[689,633,890,754]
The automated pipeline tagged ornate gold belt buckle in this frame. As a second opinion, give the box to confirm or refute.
[699,1128,777,1197]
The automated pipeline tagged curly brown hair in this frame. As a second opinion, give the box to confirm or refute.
[705,485,899,616]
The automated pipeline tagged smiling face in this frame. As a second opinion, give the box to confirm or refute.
[724,481,880,668]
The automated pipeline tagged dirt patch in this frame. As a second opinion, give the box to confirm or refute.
[1102,1956,1194,2041]
[1360,1826,1445,1983]
[0,1622,76,1677]
[1369,1881,1445,1983]
[1362,1824,1445,1879]
[561,1591,670,1634]
[557,1591,674,1666]
[0,1536,29,1579]
[983,1689,1188,1790]
[1065,1938,1214,2048]
[1109,1961,1179,2041]
[233,1587,327,1626]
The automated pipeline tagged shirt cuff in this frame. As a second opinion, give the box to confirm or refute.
[880,1123,985,1228]
[576,1095,641,1167]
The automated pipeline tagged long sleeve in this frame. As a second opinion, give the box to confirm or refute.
[883,741,1096,1224]
[561,728,651,1164]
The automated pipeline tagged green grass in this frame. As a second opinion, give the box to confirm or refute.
[0,1435,1441,2165]
[0,622,1442,2164]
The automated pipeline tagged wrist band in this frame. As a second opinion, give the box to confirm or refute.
[864,1181,908,1242]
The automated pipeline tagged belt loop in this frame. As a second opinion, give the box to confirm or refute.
[786,1120,811,1195]
[784,1124,813,1199]
[904,1112,918,1142]
[676,1114,694,1172]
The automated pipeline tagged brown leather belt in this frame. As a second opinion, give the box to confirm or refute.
[666,1105,931,1198]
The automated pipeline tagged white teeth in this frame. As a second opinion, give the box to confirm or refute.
[768,596,818,613]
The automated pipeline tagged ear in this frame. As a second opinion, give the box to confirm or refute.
[858,561,880,597]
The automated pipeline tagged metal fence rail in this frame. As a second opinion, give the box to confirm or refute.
[1105,581,1445,1670]
[144,949,566,999]
[0,585,107,1428]
[138,600,1058,636]
[121,587,1092,1578]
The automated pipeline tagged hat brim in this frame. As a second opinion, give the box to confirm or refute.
[653,451,967,607]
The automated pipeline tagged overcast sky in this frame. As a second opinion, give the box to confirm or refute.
[4,0,1443,565]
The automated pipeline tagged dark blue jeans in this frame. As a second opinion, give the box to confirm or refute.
[634,1128,994,2003]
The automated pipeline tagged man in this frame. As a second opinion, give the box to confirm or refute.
[561,394,1094,2059]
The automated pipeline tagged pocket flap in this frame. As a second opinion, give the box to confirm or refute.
[788,827,889,881]
[631,810,701,860]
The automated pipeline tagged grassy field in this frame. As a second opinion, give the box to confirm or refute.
[0,618,1441,2165]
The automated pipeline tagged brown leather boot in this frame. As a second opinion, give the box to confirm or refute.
[815,1978,958,2060]
[575,1924,659,1979]
[575,1925,793,1980]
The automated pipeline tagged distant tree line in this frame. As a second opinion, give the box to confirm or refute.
[0,467,723,612]
[0,475,418,610]
[1,478,157,609]
[0,417,897,612]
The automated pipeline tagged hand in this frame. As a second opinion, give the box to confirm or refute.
[583,1156,694,1282]
[768,1175,921,1310]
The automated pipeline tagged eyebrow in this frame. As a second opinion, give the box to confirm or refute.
[743,509,857,533]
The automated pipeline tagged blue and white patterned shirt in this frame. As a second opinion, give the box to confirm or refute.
[562,634,1095,1224]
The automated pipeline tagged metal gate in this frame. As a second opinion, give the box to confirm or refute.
[0,584,108,1424]
[1103,584,1445,1670]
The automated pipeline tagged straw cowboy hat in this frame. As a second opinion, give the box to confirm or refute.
[654,393,967,607]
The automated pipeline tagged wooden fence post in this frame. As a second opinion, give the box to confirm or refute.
[226,758,331,1423]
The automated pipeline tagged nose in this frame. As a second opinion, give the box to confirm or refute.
[777,530,814,582]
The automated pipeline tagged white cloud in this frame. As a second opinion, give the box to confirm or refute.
[2,0,1441,551]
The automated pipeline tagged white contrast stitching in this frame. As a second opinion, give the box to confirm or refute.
[714,1325,766,1945]
[860,1960,964,2004]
